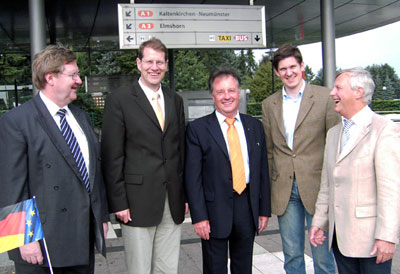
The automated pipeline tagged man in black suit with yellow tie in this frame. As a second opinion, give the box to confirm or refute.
[0,44,108,273]
[101,38,187,274]
[185,68,271,274]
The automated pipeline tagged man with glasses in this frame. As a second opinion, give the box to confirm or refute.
[0,44,109,273]
[101,38,187,274]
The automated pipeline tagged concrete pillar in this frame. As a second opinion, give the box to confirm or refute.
[29,0,46,95]
[320,0,336,89]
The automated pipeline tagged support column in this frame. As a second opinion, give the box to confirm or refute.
[320,0,336,89]
[29,0,46,95]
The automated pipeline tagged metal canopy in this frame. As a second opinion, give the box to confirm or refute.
[1,0,400,53]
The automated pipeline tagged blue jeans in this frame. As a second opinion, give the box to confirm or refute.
[278,180,336,274]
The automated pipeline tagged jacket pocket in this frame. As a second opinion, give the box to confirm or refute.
[204,191,214,202]
[125,174,143,185]
[355,205,376,218]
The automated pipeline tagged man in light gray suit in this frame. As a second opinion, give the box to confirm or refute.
[0,44,108,274]
[310,68,400,274]
[262,44,339,274]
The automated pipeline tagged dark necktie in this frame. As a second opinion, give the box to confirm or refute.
[57,109,90,192]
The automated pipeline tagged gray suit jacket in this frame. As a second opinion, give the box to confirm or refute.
[262,83,340,215]
[313,112,400,257]
[0,95,108,267]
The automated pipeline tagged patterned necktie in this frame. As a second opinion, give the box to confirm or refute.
[225,118,246,194]
[341,119,354,152]
[152,93,164,131]
[57,109,90,192]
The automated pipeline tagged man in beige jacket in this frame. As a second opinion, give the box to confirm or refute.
[310,68,400,273]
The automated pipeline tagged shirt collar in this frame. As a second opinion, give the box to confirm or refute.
[282,79,306,101]
[215,110,241,126]
[39,91,71,117]
[342,105,372,127]
[138,77,163,100]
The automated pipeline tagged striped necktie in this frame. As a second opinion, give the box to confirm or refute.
[341,119,354,152]
[57,109,90,192]
[225,118,246,194]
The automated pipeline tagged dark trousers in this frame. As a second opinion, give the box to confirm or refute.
[332,232,392,274]
[201,188,256,274]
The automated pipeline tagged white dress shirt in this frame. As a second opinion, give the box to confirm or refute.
[282,80,306,150]
[215,110,250,183]
[39,92,90,174]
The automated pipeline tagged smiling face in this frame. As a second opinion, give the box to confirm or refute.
[211,75,241,118]
[137,47,168,91]
[275,56,304,95]
[330,72,366,119]
[43,61,82,107]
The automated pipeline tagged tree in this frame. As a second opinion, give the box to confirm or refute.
[367,64,400,100]
[304,65,315,83]
[174,50,208,91]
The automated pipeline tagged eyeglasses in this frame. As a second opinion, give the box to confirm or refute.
[140,59,166,67]
[60,72,81,80]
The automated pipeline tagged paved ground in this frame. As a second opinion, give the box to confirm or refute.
[1,215,400,274]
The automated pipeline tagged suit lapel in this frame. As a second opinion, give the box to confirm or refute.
[295,84,314,131]
[163,89,174,133]
[271,93,286,139]
[207,112,229,159]
[131,81,163,132]
[337,121,371,162]
[32,96,84,183]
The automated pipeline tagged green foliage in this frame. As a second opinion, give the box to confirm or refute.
[367,64,400,100]
[244,58,283,116]
[72,91,103,128]
[0,54,31,85]
[304,65,315,83]
[370,100,400,112]
[174,50,208,91]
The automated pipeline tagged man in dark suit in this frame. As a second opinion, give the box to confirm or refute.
[185,68,271,274]
[101,38,186,274]
[0,45,108,273]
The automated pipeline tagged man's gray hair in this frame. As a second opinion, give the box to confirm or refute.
[337,68,375,104]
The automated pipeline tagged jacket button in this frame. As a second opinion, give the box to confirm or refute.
[54,186,59,190]
[45,163,51,168]
[292,154,296,158]
[61,208,67,212]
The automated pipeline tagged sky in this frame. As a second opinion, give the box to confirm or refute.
[254,21,400,76]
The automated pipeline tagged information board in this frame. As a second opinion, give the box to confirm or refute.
[118,4,266,49]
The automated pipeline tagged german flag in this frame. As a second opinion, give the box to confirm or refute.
[0,198,44,253]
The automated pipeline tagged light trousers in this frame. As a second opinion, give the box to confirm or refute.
[121,195,182,274]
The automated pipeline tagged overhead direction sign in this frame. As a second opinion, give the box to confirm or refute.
[118,4,266,49]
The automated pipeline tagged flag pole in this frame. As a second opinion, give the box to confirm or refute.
[42,238,54,274]
[32,196,53,274]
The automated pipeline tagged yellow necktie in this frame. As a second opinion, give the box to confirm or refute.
[225,118,246,194]
[152,93,164,131]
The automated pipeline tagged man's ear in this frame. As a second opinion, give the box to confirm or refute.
[355,86,365,100]
[44,72,55,86]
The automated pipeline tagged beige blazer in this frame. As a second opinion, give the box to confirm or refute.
[312,112,400,257]
[262,83,340,215]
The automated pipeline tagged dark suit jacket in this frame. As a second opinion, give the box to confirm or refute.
[101,80,186,227]
[185,112,271,238]
[0,95,108,267]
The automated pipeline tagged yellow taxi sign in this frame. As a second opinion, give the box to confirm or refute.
[218,35,232,41]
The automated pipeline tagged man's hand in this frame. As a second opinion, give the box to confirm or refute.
[115,209,132,223]
[309,226,326,247]
[370,239,395,263]
[103,222,109,240]
[258,216,269,233]
[194,220,210,240]
[19,241,43,264]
